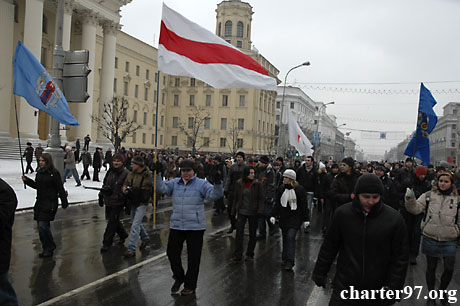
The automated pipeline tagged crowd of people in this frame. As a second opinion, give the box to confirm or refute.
[3,143,460,305]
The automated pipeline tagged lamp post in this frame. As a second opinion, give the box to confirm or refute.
[277,61,310,156]
[314,101,334,161]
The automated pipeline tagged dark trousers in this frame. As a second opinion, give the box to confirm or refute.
[258,201,274,236]
[0,272,18,306]
[167,229,204,290]
[400,208,423,257]
[81,164,91,180]
[214,197,225,214]
[426,255,456,291]
[322,199,336,232]
[282,227,298,264]
[83,142,89,150]
[227,194,236,229]
[37,221,56,253]
[234,213,258,259]
[25,160,34,174]
[103,205,128,246]
[93,167,100,181]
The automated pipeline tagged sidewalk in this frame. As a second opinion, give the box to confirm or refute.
[0,159,104,210]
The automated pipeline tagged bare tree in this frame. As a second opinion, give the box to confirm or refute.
[264,135,277,157]
[91,96,141,151]
[178,106,210,155]
[226,118,242,157]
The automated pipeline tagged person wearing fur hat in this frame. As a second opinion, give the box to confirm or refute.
[313,174,409,305]
[405,171,459,306]
[270,169,307,270]
[330,157,359,209]
[122,156,152,258]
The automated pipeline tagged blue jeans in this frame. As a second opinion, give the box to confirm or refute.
[63,168,81,185]
[282,228,298,264]
[38,221,56,253]
[306,192,314,221]
[0,273,18,306]
[128,205,149,252]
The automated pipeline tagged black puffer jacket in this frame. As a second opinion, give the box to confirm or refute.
[272,184,307,229]
[312,198,409,295]
[102,166,129,206]
[24,168,68,221]
[0,178,17,273]
[330,172,359,207]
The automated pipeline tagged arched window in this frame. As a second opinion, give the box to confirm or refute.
[218,23,222,36]
[225,21,232,37]
[237,21,243,37]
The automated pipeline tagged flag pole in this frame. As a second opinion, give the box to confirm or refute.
[152,70,160,229]
[14,95,26,189]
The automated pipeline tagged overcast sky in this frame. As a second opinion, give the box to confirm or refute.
[120,0,460,159]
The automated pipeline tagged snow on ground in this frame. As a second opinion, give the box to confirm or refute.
[0,159,106,210]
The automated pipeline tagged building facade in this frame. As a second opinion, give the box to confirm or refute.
[429,102,459,166]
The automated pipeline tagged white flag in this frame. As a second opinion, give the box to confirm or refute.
[158,3,277,90]
[288,111,313,157]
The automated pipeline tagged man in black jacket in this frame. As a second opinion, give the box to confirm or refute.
[312,174,409,306]
[0,178,18,305]
[296,155,318,232]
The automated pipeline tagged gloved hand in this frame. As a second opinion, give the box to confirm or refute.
[312,274,327,288]
[269,217,276,225]
[62,200,69,209]
[303,221,310,229]
[98,192,104,207]
[405,188,415,200]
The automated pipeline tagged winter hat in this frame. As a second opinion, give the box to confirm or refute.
[319,162,326,170]
[283,169,296,180]
[259,155,270,164]
[113,153,124,162]
[374,164,386,171]
[341,157,354,168]
[405,157,413,163]
[131,156,144,166]
[236,151,245,159]
[354,174,384,196]
[179,159,195,171]
[331,163,339,169]
[213,154,223,163]
[415,165,428,177]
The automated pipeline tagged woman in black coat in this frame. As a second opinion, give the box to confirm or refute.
[270,169,307,270]
[23,153,68,258]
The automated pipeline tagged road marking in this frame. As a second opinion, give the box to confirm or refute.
[36,252,167,306]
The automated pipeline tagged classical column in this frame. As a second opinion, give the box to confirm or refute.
[19,0,45,138]
[0,0,15,138]
[72,12,97,140]
[62,0,74,51]
[97,21,120,142]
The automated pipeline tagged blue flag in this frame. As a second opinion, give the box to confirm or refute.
[404,83,438,165]
[13,41,79,126]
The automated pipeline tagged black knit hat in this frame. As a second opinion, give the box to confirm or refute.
[236,151,245,159]
[354,174,384,196]
[132,156,144,166]
[341,157,354,168]
[179,159,195,171]
[259,155,270,164]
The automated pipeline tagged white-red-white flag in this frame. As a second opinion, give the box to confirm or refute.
[288,110,313,157]
[158,3,277,90]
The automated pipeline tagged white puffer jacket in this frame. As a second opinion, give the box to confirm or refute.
[406,189,460,242]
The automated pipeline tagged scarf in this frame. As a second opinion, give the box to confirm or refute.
[280,186,297,210]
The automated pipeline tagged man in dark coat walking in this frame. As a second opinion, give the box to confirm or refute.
[79,148,92,180]
[23,142,34,174]
[93,147,103,182]
[34,143,44,171]
[84,134,91,150]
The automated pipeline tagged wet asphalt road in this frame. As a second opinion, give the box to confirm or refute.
[9,200,460,306]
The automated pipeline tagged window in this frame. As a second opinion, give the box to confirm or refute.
[115,57,118,69]
[239,95,245,107]
[135,85,139,98]
[42,14,48,34]
[276,115,280,122]
[454,109,458,115]
[173,95,179,106]
[125,61,129,73]
[203,137,210,147]
[189,95,195,106]
[452,142,456,148]
[204,117,210,129]
[162,93,165,105]
[206,95,211,107]
[237,138,243,148]
[136,65,140,76]
[225,21,232,37]
[172,117,179,128]
[222,95,228,107]
[153,114,156,125]
[154,72,158,82]
[453,124,457,130]
[190,78,196,87]
[452,133,457,139]
[237,41,242,48]
[144,87,148,101]
[220,138,226,147]
[238,118,244,130]
[123,82,129,96]
[133,110,137,123]
[218,23,221,36]
[151,134,154,145]
[172,136,177,146]
[113,78,117,93]
[237,21,243,37]
[161,115,164,127]
[154,90,157,103]
[175,78,180,87]
[188,117,194,129]
[160,135,163,145]
[143,112,147,125]
[142,133,146,144]
[290,102,294,109]
[221,118,227,130]
[132,132,136,143]
[146,69,150,80]
[163,76,166,85]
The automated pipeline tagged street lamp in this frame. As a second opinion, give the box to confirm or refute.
[314,101,334,161]
[338,123,346,128]
[277,61,311,156]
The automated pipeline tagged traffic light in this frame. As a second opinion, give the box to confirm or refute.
[63,50,91,102]
[295,151,299,157]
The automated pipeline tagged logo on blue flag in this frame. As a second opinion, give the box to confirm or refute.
[404,83,438,165]
[13,41,79,126]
